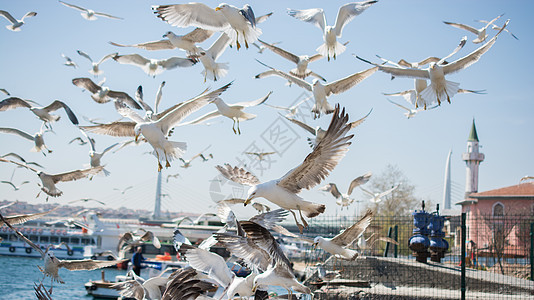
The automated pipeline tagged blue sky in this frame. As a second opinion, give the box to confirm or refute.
[0,0,532,218]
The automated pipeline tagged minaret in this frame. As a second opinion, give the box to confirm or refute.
[442,149,452,210]
[462,119,484,198]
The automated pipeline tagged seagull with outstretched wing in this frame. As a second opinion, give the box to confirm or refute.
[0,97,79,126]
[77,50,117,77]
[0,10,36,31]
[320,172,371,210]
[360,184,399,203]
[113,53,196,77]
[72,77,141,110]
[59,1,123,20]
[444,14,503,43]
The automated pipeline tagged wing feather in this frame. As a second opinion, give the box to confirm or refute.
[287,8,326,32]
[325,66,378,96]
[232,91,272,107]
[79,122,136,137]
[331,209,373,246]
[334,1,377,37]
[152,3,229,32]
[109,40,175,51]
[58,259,125,271]
[51,166,104,183]
[215,164,260,186]
[347,172,372,195]
[0,127,34,141]
[257,39,299,64]
[0,97,32,111]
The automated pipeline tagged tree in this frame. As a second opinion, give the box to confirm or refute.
[363,164,419,217]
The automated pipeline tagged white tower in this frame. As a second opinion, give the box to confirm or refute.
[152,171,162,220]
[442,149,452,210]
[462,119,484,198]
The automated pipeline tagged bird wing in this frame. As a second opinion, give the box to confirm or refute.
[277,105,353,194]
[51,166,104,184]
[331,209,373,246]
[72,77,101,94]
[324,66,378,96]
[152,3,229,31]
[158,57,196,69]
[114,54,150,66]
[215,232,270,272]
[437,36,467,65]
[157,82,232,135]
[79,122,136,137]
[417,57,443,66]
[93,11,123,20]
[359,186,375,197]
[184,248,234,288]
[0,213,44,256]
[255,12,273,24]
[109,39,175,51]
[349,108,372,129]
[208,33,231,61]
[334,1,377,37]
[256,61,313,91]
[328,183,343,199]
[182,27,214,43]
[1,209,56,227]
[113,100,145,124]
[140,231,161,249]
[257,39,299,64]
[43,100,79,125]
[58,258,125,271]
[77,50,93,62]
[0,10,17,24]
[117,232,133,252]
[134,86,153,114]
[287,8,326,33]
[443,21,479,35]
[377,184,399,198]
[59,1,87,12]
[309,53,324,63]
[101,143,119,155]
[443,20,508,75]
[240,221,291,268]
[387,98,411,112]
[0,97,32,111]
[239,4,256,27]
[154,81,166,114]
[347,172,372,195]
[249,208,288,230]
[0,157,39,173]
[98,52,118,65]
[107,91,141,110]
[180,110,222,126]
[233,91,272,107]
[216,164,261,186]
[0,127,34,141]
[21,11,36,20]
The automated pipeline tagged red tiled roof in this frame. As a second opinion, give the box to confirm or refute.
[469,183,534,198]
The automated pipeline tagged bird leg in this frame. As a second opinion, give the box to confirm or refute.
[297,205,309,228]
[232,119,237,134]
[237,119,241,135]
[243,31,249,49]
[203,72,207,83]
[289,210,305,234]
[164,150,171,168]
[235,30,241,50]
[155,151,163,172]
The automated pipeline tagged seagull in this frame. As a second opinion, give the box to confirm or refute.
[80,83,232,171]
[0,97,79,126]
[0,152,44,168]
[113,54,196,77]
[520,176,534,183]
[114,186,133,194]
[476,18,518,40]
[0,207,57,227]
[245,152,276,161]
[444,14,503,44]
[316,263,341,283]
[166,173,180,183]
[161,268,217,300]
[1,180,29,191]
[77,50,117,77]
[0,157,103,199]
[112,269,169,300]
[59,1,123,20]
[320,172,372,210]
[61,54,78,68]
[357,20,509,106]
[256,39,325,81]
[179,155,201,169]
[217,198,271,214]
[0,127,53,155]
[360,184,399,203]
[68,136,89,146]
[110,28,214,59]
[285,108,371,148]
[263,95,312,118]
[72,77,141,109]
[134,82,168,121]
[180,91,271,134]
[0,10,37,31]
[217,105,353,232]
[383,86,485,110]
[117,229,161,256]
[79,129,118,176]
[68,198,105,205]
[0,213,124,293]
[311,209,373,261]
[252,40,281,54]
[386,98,424,119]
[153,3,264,50]
[197,33,232,82]
[287,1,378,61]
[256,60,377,118]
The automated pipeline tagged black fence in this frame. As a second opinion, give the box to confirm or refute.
[281,213,533,299]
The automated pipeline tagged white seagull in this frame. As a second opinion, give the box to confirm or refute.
[263,95,312,118]
[252,40,280,54]
[79,129,118,176]
[0,157,103,199]
[133,81,167,121]
[59,1,123,20]
[287,1,378,60]
[385,98,424,119]
[256,39,325,81]
[320,172,372,210]
[257,60,377,118]
[80,83,232,171]
[444,14,503,44]
[180,91,271,134]
[152,3,264,50]
[360,184,399,203]
[61,54,78,68]
[197,33,232,82]
[72,77,141,110]
[1,179,30,191]
[0,207,57,227]
[109,28,214,59]
[0,127,53,155]
[476,18,518,40]
[216,105,353,232]
[245,152,276,161]
[117,229,162,254]
[357,20,509,106]
[0,97,79,126]
[77,50,117,77]
[0,10,37,31]
[113,53,196,77]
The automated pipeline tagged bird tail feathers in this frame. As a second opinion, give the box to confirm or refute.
[420,80,460,105]
[202,64,229,82]
[316,41,346,59]
[303,202,326,218]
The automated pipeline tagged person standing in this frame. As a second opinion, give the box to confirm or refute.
[131,246,144,276]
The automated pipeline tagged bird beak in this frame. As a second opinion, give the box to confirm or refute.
[312,242,318,250]
[244,196,253,206]
[135,132,140,142]
[251,284,257,293]
[215,6,222,11]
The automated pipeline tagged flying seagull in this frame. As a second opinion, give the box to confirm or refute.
[0,152,44,168]
[0,207,57,227]
[356,20,509,105]
[0,97,79,126]
[113,54,196,77]
[0,127,53,155]
[360,184,399,203]
[216,105,353,232]
[252,40,281,54]
[153,3,264,50]
[1,179,30,191]
[263,95,312,118]
[79,129,118,176]
[245,152,276,161]
[256,60,377,118]
[117,229,161,256]
[287,1,378,60]
[0,10,37,31]
[72,77,141,110]
[114,186,133,194]
[179,91,272,134]
[61,54,78,68]
[59,1,123,20]
[77,50,117,77]
[476,18,518,40]
[0,157,103,199]
[68,198,105,205]
[385,98,424,119]
[134,82,167,121]
[80,83,232,171]
[444,14,503,44]
[197,33,232,82]
[320,172,372,209]
[110,28,213,59]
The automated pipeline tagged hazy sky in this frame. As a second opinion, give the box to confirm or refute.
[0,0,532,219]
